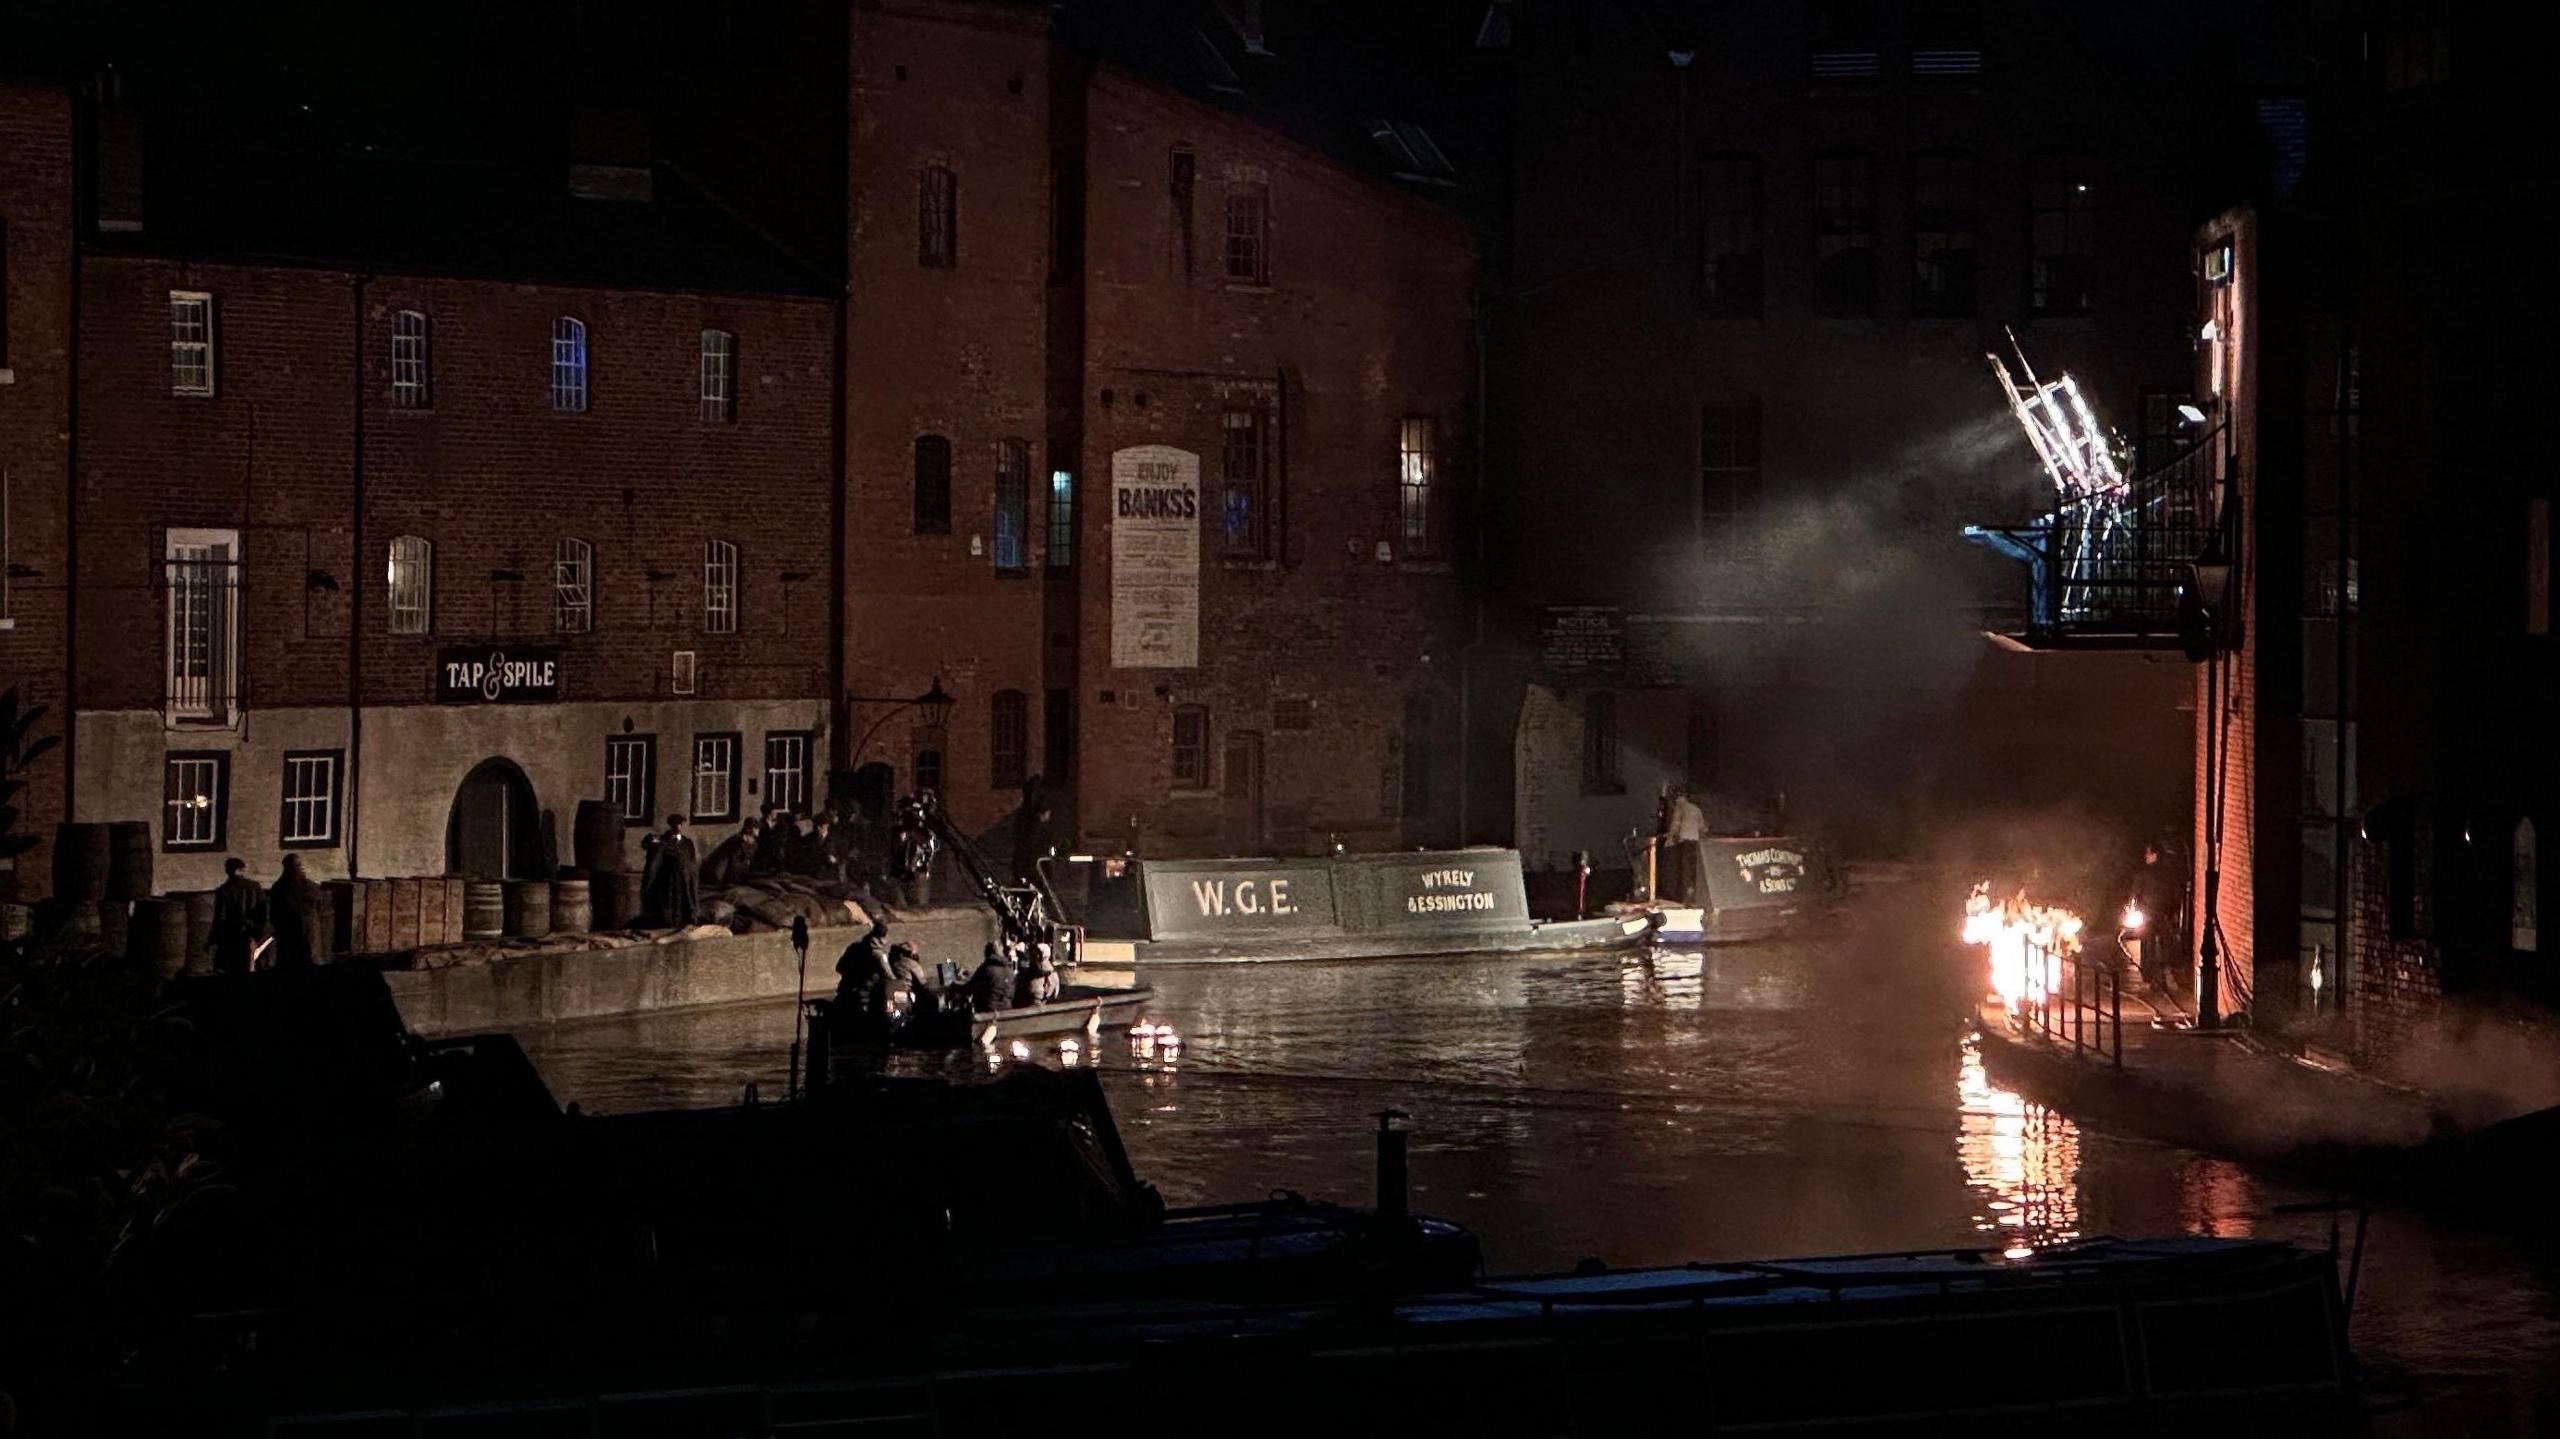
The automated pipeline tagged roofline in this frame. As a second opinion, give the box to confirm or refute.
[74,244,839,306]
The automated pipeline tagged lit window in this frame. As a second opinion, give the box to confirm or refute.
[280,749,342,847]
[1399,417,1438,558]
[1047,469,1075,569]
[699,328,735,423]
[164,751,228,850]
[994,438,1030,571]
[1582,690,1622,794]
[386,535,433,635]
[390,309,430,408]
[1172,705,1210,789]
[555,537,593,634]
[919,165,958,268]
[914,435,951,534]
[1223,184,1269,284]
[169,291,215,396]
[703,539,738,635]
[604,734,656,824]
[165,528,239,721]
[990,690,1028,790]
[552,316,589,412]
[1220,409,1267,557]
[691,733,739,821]
[763,731,813,817]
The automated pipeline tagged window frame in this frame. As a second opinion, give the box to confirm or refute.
[1399,416,1440,558]
[555,536,594,634]
[993,438,1031,572]
[386,534,434,636]
[165,526,240,723]
[913,434,953,535]
[1581,690,1624,795]
[1812,152,1878,317]
[1046,469,1075,569]
[551,315,590,413]
[698,328,736,423]
[1223,183,1270,285]
[389,308,431,409]
[278,747,345,849]
[1699,155,1763,318]
[911,738,945,798]
[1171,705,1211,791]
[763,730,814,818]
[162,750,229,851]
[1700,402,1764,549]
[1219,407,1271,558]
[169,290,216,397]
[2029,156,2097,316]
[919,164,958,269]
[1910,150,1979,317]
[703,538,738,635]
[690,731,741,823]
[605,733,658,827]
[990,689,1029,791]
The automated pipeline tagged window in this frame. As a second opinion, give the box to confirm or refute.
[165,527,239,720]
[1700,157,1763,317]
[555,537,594,633]
[990,689,1028,790]
[671,650,697,695]
[691,732,740,821]
[552,316,589,412]
[1169,147,1197,277]
[605,734,657,825]
[279,749,343,847]
[2379,0,2451,90]
[1220,408,1269,556]
[1399,417,1439,557]
[1809,1,1883,81]
[1047,469,1075,568]
[1912,151,1978,316]
[764,731,813,817]
[386,535,433,635]
[919,165,957,268]
[2030,157,2096,314]
[390,309,431,408]
[912,742,945,797]
[1813,153,1876,316]
[914,434,952,534]
[1910,0,1984,78]
[1700,403,1763,547]
[699,328,735,423]
[1223,184,1269,284]
[162,751,228,850]
[169,290,215,396]
[994,438,1030,571]
[1171,706,1210,789]
[703,539,738,634]
[1581,690,1622,794]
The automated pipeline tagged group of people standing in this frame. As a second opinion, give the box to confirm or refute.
[639,804,871,929]
[205,854,334,974]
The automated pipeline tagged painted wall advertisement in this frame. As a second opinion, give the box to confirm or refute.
[1110,444,1200,669]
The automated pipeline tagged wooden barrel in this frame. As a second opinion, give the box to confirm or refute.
[52,823,110,901]
[130,897,189,979]
[573,800,627,873]
[462,881,505,940]
[183,890,218,974]
[105,821,154,900]
[589,870,634,931]
[503,878,552,937]
[550,876,592,935]
[55,899,101,938]
[97,898,130,957]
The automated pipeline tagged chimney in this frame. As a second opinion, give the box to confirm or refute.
[92,70,143,233]
[568,103,652,202]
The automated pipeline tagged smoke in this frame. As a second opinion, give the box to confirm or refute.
[2379,1003,2560,1132]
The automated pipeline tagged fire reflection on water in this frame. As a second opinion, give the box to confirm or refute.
[1956,1032,2081,1258]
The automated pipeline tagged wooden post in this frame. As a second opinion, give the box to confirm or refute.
[1645,836,1659,904]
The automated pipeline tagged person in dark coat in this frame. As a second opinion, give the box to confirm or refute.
[266,854,330,968]
[659,815,701,926]
[751,807,791,875]
[209,857,269,975]
[969,942,1016,1014]
[793,815,841,882]
[1011,800,1055,887]
[700,820,761,889]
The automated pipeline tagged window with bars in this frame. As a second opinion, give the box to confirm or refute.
[605,733,656,825]
[2030,157,2096,314]
[990,690,1028,791]
[703,539,738,634]
[1700,157,1763,318]
[1223,185,1269,284]
[555,537,593,633]
[390,309,430,408]
[699,328,735,422]
[552,316,589,412]
[1047,469,1075,569]
[919,165,958,268]
[1220,409,1269,557]
[691,732,740,821]
[1813,153,1877,316]
[1581,690,1623,794]
[386,535,433,635]
[163,752,228,850]
[165,528,239,721]
[1912,151,1978,316]
[1171,705,1210,789]
[279,749,342,847]
[764,731,813,817]
[170,291,215,396]
[1700,403,1763,549]
[914,435,952,534]
[994,438,1030,571]
[1399,417,1439,558]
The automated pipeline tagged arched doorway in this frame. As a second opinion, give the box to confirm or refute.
[446,758,543,879]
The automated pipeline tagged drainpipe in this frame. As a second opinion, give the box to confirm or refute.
[348,274,367,876]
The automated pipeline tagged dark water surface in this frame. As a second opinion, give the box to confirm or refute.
[516,880,2560,1431]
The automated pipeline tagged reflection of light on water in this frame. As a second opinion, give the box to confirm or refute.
[1956,1033,2081,1256]
[1620,949,1703,1006]
[1128,1021,1182,1070]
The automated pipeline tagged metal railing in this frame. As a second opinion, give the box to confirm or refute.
[1967,425,2221,639]
[2019,935,2122,1066]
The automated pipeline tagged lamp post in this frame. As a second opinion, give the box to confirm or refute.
[2187,529,2237,1029]
[844,676,957,782]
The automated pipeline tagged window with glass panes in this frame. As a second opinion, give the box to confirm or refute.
[170,291,215,396]
[2030,157,2096,314]
[387,535,433,635]
[1700,403,1762,548]
[165,529,238,719]
[699,329,735,422]
[163,752,226,849]
[1812,153,1876,316]
[990,690,1028,790]
[1171,706,1210,789]
[555,537,593,633]
[391,309,430,408]
[1911,151,1978,315]
[703,539,737,634]
[1047,469,1074,568]
[605,734,656,824]
[1220,409,1268,556]
[763,731,812,817]
[1399,417,1438,557]
[1223,185,1268,284]
[919,166,957,268]
[280,749,342,846]
[691,733,739,821]
[551,316,589,412]
[1700,157,1762,317]
[994,439,1029,571]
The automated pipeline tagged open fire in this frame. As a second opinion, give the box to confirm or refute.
[1962,882,2084,1011]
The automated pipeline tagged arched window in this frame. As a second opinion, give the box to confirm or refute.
[702,538,738,634]
[993,438,1029,570]
[554,537,593,634]
[2516,817,2540,952]
[386,535,433,635]
[551,316,588,412]
[990,689,1028,790]
[913,434,952,534]
[390,309,431,408]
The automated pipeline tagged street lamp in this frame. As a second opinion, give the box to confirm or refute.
[2184,530,2238,1029]
[846,677,956,774]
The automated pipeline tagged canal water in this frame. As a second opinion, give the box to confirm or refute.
[516,877,2560,1431]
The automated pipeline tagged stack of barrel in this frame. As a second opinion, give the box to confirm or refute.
[44,821,193,977]
[574,799,632,932]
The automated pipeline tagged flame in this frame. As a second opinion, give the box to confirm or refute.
[1962,882,2083,1011]
[2120,904,2145,932]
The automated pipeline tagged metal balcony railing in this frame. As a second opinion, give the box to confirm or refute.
[1965,424,2221,643]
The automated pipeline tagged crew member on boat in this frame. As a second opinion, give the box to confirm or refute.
[970,941,1016,1013]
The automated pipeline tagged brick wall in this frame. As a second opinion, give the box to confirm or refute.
[2194,212,2260,1020]
[1071,69,1476,857]
[2346,836,2440,1064]
[0,82,73,899]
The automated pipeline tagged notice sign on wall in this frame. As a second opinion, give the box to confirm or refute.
[1110,444,1201,669]
[435,646,563,704]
